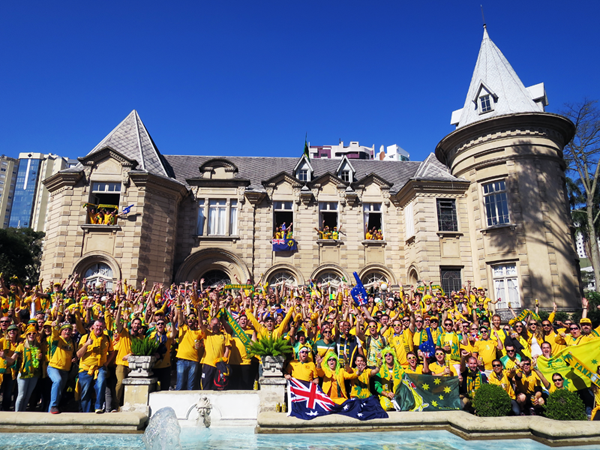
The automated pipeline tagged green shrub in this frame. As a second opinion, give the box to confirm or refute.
[472,383,512,417]
[249,336,293,358]
[131,336,160,356]
[544,389,587,421]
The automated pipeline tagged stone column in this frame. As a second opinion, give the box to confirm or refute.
[258,355,286,414]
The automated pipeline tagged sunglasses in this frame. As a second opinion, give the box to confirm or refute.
[328,358,336,362]
[323,330,332,334]
[27,332,36,336]
[553,378,562,382]
[299,351,309,354]
[522,362,531,366]
[515,325,523,328]
[407,357,417,361]
[506,349,515,352]
[492,364,502,368]
[542,324,551,327]
[415,320,423,323]
[529,323,537,326]
[570,327,579,331]
[435,352,444,356]
[0,321,10,324]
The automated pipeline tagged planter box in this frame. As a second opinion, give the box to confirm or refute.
[128,355,157,378]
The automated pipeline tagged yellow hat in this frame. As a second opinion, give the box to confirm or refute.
[26,324,38,335]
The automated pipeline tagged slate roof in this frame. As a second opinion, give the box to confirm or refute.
[65,110,175,178]
[164,152,465,195]
[453,27,543,129]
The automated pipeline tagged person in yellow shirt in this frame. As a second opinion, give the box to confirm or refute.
[47,323,76,414]
[429,347,457,376]
[176,310,203,391]
[349,354,380,399]
[0,324,20,410]
[245,307,294,339]
[114,305,143,404]
[514,358,550,415]
[149,319,175,391]
[374,347,405,410]
[488,358,520,415]
[315,350,357,405]
[284,345,318,383]
[226,314,256,390]
[473,326,503,372]
[76,319,114,413]
[12,325,43,411]
[199,317,232,390]
[388,317,414,368]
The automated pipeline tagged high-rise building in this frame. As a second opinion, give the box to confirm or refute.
[0,156,19,228]
[8,153,69,231]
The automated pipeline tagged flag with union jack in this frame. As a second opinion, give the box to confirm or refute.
[286,378,388,420]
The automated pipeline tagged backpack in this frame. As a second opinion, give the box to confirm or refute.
[214,361,230,391]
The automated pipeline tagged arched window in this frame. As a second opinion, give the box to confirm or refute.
[361,272,388,289]
[84,263,114,291]
[268,271,297,288]
[202,270,231,288]
[316,272,342,288]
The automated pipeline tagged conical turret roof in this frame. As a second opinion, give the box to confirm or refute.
[451,27,547,129]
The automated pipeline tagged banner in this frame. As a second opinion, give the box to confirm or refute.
[221,309,252,352]
[287,378,388,420]
[272,238,297,252]
[537,340,600,391]
[223,284,254,291]
[393,373,460,411]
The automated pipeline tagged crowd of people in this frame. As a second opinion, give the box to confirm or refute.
[0,273,599,419]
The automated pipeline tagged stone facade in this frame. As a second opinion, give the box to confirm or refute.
[39,29,581,311]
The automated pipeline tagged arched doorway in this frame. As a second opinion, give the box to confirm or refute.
[201,270,231,288]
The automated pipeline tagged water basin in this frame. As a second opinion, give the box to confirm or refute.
[2,427,600,450]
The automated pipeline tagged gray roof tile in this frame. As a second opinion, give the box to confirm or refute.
[164,152,463,195]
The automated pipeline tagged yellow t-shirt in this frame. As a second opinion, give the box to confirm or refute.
[488,369,515,399]
[114,328,143,367]
[350,370,372,398]
[229,330,253,366]
[176,325,204,362]
[429,362,457,376]
[285,360,317,382]
[474,339,498,370]
[515,370,542,395]
[78,332,113,373]
[48,329,75,372]
[200,331,232,368]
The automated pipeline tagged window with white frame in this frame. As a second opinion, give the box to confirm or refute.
[296,161,311,182]
[340,170,351,183]
[363,203,382,236]
[197,198,238,236]
[480,94,492,113]
[268,270,297,287]
[404,202,414,238]
[273,201,293,236]
[483,180,510,227]
[492,263,520,309]
[319,202,338,231]
[361,271,388,288]
[84,263,114,291]
[89,182,121,222]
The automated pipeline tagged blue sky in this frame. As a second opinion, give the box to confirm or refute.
[1,1,598,163]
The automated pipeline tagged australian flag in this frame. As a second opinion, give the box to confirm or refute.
[287,378,388,420]
[272,238,298,252]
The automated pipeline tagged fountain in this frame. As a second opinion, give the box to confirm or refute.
[194,396,212,428]
[143,407,182,450]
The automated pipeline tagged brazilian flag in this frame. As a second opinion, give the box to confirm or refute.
[394,373,460,411]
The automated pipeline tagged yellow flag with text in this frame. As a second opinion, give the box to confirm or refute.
[537,340,600,391]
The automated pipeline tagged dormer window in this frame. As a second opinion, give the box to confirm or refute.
[298,169,308,182]
[480,94,492,113]
[340,170,351,183]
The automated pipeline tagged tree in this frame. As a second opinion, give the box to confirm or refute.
[562,99,600,292]
[0,228,45,285]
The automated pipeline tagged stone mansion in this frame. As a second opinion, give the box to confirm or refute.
[40,28,581,311]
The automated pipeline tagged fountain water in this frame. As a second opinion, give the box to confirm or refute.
[143,407,182,450]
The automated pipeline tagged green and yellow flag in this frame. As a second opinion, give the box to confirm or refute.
[394,373,460,411]
[537,340,600,391]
